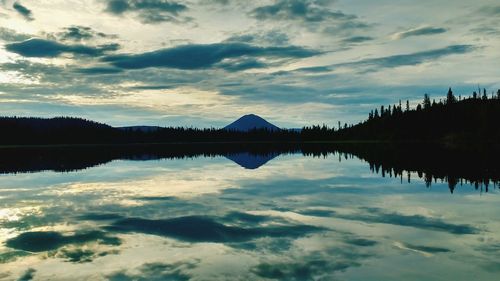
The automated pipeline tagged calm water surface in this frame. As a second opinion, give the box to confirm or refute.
[0,152,499,280]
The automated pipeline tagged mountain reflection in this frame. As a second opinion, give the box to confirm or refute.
[225,152,280,169]
[1,143,498,192]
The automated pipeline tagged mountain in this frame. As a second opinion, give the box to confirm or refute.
[224,114,280,132]
[225,152,279,169]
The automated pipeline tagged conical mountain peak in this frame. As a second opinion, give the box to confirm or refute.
[224,114,280,132]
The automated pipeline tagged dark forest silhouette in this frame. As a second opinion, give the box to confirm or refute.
[0,117,300,145]
[303,87,500,143]
[0,143,498,193]
[1,87,499,145]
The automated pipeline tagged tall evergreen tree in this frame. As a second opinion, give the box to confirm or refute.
[423,94,431,109]
[446,88,456,104]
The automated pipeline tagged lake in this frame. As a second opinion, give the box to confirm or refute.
[0,145,499,280]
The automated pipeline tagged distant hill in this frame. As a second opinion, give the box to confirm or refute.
[117,126,162,132]
[224,114,280,132]
[0,117,118,145]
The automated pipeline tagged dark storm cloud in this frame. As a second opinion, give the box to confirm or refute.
[13,1,33,21]
[105,215,324,243]
[5,39,120,58]
[103,0,189,24]
[102,42,320,71]
[6,230,121,252]
[393,26,447,39]
[56,26,117,41]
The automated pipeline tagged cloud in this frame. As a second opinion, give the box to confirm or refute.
[107,262,195,281]
[102,42,320,71]
[12,1,33,21]
[103,0,190,24]
[251,255,360,280]
[5,230,121,252]
[5,39,120,58]
[203,0,229,5]
[224,30,290,46]
[78,213,124,221]
[251,0,351,22]
[75,67,124,75]
[105,215,324,243]
[222,211,286,225]
[477,5,500,16]
[392,26,447,40]
[345,238,378,247]
[339,45,475,71]
[0,27,31,42]
[341,36,374,44]
[17,268,36,281]
[57,248,97,263]
[281,45,477,74]
[55,26,117,42]
[250,0,370,35]
[398,242,451,254]
[216,58,268,72]
[296,209,337,217]
[128,85,174,90]
[336,207,479,235]
[0,251,31,264]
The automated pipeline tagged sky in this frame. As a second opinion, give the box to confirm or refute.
[0,0,499,128]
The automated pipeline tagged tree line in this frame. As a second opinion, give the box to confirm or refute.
[1,87,499,145]
[302,87,500,143]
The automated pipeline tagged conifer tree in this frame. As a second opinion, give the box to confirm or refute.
[446,88,456,104]
[423,94,431,109]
